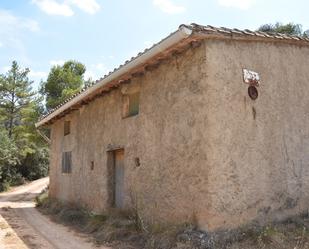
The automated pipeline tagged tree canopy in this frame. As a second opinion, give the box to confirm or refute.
[0,61,35,138]
[40,60,86,111]
[0,60,89,191]
[0,61,48,191]
[257,22,308,37]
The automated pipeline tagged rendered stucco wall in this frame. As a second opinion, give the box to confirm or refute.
[200,39,309,231]
[49,38,309,232]
[49,43,211,225]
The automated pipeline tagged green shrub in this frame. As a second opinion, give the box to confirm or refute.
[0,129,49,192]
[35,188,49,207]
[0,130,19,192]
[19,147,49,181]
[0,180,11,192]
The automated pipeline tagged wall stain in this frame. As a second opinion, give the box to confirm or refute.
[252,106,257,120]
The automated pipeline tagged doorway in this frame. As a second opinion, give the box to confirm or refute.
[113,149,125,209]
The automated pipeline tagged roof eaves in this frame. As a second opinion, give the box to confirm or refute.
[35,25,194,127]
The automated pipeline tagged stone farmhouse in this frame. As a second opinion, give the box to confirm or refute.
[36,24,309,232]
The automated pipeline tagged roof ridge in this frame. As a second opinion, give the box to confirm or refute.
[189,23,309,41]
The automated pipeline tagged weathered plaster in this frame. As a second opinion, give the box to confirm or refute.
[49,38,309,232]
[49,43,210,225]
[201,39,309,231]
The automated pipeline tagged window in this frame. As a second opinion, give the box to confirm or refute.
[62,151,72,173]
[122,92,140,118]
[90,161,94,170]
[64,121,71,136]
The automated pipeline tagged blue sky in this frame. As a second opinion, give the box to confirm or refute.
[0,0,308,88]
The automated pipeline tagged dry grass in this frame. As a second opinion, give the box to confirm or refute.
[212,214,309,249]
[35,191,194,248]
[35,190,309,249]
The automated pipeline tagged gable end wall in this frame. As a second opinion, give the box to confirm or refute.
[202,39,309,231]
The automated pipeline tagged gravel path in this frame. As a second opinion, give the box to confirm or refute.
[0,178,111,249]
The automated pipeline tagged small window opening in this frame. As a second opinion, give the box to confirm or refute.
[62,151,72,173]
[122,92,140,118]
[64,121,71,136]
[90,161,94,170]
[134,157,140,167]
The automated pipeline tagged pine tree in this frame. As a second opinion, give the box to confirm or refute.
[0,61,49,190]
[0,61,35,138]
[40,60,86,111]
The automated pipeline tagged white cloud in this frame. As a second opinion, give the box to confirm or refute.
[217,0,255,9]
[70,0,100,14]
[32,0,100,16]
[0,42,3,48]
[84,69,96,80]
[0,66,10,73]
[84,63,109,80]
[28,70,48,78]
[153,0,186,14]
[22,19,40,32]
[0,10,40,63]
[49,59,65,66]
[32,0,74,16]
[0,10,40,33]
[1,65,47,79]
[95,63,107,71]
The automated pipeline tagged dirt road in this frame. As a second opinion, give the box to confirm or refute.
[0,178,111,249]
